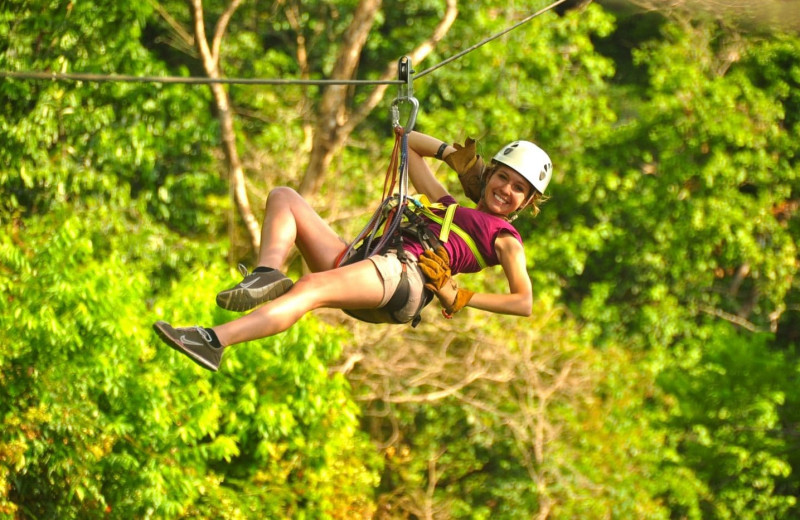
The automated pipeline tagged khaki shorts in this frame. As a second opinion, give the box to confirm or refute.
[344,251,428,324]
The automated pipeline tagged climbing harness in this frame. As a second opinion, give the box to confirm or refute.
[337,58,488,326]
[336,57,426,326]
[412,197,487,270]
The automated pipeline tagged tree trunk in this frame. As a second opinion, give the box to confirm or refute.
[190,0,261,252]
[298,0,459,196]
[298,0,382,196]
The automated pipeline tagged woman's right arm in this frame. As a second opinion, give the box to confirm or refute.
[406,131,451,201]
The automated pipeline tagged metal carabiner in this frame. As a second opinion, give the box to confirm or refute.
[391,96,419,132]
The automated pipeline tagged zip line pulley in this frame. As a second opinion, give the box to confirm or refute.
[391,56,418,133]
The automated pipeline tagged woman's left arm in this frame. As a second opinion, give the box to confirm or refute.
[462,233,533,316]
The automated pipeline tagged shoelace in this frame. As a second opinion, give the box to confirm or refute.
[193,326,213,343]
[237,263,250,278]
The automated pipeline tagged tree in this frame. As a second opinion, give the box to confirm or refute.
[1,1,381,516]
[656,323,798,519]
[147,0,458,254]
[4,0,800,517]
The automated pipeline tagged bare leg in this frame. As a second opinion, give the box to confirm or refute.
[153,188,377,369]
[257,187,346,273]
[213,259,384,347]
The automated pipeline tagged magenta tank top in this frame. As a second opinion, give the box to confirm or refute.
[403,195,523,274]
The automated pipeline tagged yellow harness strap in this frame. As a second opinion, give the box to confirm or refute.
[414,196,488,270]
[439,203,457,243]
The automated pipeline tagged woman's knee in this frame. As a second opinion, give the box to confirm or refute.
[266,186,303,207]
[290,272,328,308]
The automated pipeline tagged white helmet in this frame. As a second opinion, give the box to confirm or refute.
[492,140,553,195]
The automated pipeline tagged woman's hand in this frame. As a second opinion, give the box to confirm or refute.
[418,246,451,290]
[443,138,486,204]
[419,247,474,317]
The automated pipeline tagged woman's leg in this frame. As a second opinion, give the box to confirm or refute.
[216,186,348,311]
[155,189,369,368]
[213,259,385,346]
[257,186,346,272]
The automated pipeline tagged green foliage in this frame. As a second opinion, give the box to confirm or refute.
[0,0,223,236]
[1,1,380,516]
[658,324,798,518]
[2,0,800,518]
[536,16,799,350]
[0,206,379,518]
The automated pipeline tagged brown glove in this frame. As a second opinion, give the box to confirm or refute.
[419,247,474,317]
[443,287,475,317]
[443,137,486,204]
[419,246,451,291]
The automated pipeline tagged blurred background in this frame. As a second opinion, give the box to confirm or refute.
[2,0,800,517]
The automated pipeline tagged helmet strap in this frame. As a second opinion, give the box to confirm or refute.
[508,189,540,222]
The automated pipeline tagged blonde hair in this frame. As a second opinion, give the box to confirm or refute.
[527,190,548,217]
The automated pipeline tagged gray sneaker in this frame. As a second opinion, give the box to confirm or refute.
[216,264,293,312]
[153,321,222,372]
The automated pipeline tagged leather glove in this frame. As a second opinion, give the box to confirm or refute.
[419,246,451,291]
[418,247,474,317]
[443,286,475,317]
[443,137,486,204]
[443,137,478,173]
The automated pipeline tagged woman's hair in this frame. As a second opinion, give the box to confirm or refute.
[483,164,549,217]
[527,190,548,217]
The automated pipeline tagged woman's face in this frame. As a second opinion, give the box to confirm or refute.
[479,166,533,217]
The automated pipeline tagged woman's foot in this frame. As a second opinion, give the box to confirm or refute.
[216,264,293,312]
[153,321,222,372]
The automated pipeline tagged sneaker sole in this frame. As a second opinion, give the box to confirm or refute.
[152,321,219,372]
[216,278,294,312]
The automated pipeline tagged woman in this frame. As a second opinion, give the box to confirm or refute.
[153,131,553,371]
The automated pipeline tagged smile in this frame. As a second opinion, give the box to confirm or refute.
[492,193,509,205]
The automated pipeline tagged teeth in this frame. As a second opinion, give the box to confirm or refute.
[493,193,508,205]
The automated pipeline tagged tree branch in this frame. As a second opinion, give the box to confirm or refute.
[190,0,215,74]
[212,0,242,63]
[298,0,459,196]
[699,304,763,332]
[148,0,195,50]
[190,0,261,252]
[345,0,459,135]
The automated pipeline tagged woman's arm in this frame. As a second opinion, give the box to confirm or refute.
[468,233,533,316]
[406,131,451,201]
[435,233,533,317]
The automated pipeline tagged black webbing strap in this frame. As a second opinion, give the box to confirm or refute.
[340,206,434,326]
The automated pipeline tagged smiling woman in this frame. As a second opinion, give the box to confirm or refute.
[478,140,551,219]
[153,130,554,372]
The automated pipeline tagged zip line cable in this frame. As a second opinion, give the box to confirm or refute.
[415,0,568,79]
[0,71,403,86]
[0,0,567,86]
